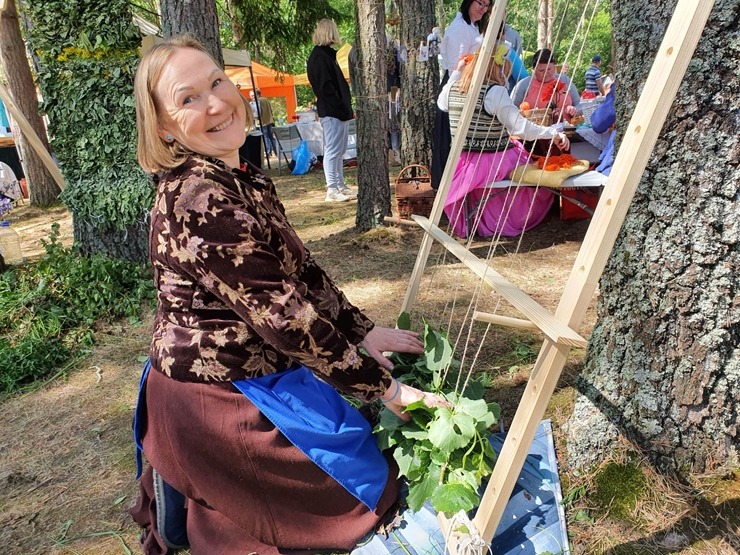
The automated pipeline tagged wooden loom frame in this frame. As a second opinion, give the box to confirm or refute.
[399,0,715,549]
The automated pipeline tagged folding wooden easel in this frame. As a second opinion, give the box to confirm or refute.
[399,0,715,549]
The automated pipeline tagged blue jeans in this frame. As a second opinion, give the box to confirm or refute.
[262,123,278,156]
[320,117,349,191]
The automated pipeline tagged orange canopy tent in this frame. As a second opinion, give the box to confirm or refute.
[225,62,298,122]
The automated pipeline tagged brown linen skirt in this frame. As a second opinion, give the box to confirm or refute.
[131,367,400,554]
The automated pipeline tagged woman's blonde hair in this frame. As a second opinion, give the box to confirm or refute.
[312,19,341,47]
[134,34,217,173]
[457,48,512,95]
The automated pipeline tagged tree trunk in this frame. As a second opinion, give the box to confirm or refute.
[0,0,61,206]
[354,0,390,231]
[160,0,224,67]
[537,0,553,49]
[398,0,438,169]
[566,0,740,474]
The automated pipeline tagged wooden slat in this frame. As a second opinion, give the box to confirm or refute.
[472,0,715,543]
[413,215,587,348]
[0,82,65,190]
[473,311,540,332]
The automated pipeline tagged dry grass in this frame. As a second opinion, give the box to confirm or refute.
[0,166,737,554]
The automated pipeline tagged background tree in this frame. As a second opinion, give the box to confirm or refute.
[160,0,224,66]
[0,0,61,206]
[354,0,390,230]
[223,0,343,72]
[567,0,739,474]
[397,0,439,168]
[24,0,153,262]
[537,0,553,49]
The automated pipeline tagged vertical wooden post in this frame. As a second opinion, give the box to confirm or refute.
[472,0,715,543]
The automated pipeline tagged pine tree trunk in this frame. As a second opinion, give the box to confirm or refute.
[566,0,740,474]
[160,0,224,67]
[0,0,61,207]
[354,0,390,231]
[398,0,438,169]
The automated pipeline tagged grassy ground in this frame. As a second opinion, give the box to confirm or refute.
[0,165,737,554]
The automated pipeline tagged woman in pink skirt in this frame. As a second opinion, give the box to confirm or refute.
[437,42,570,238]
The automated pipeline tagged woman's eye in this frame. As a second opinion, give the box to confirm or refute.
[212,78,222,88]
[182,96,193,105]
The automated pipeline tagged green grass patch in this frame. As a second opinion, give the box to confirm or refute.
[0,224,154,395]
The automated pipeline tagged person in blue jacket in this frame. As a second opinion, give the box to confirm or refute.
[590,85,616,176]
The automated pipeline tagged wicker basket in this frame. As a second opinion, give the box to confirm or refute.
[394,164,435,219]
[522,108,553,127]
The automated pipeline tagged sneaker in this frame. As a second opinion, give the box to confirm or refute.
[325,189,352,202]
[339,186,357,198]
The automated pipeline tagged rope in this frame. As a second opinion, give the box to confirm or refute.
[443,510,492,555]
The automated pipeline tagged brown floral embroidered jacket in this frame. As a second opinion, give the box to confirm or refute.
[149,155,391,401]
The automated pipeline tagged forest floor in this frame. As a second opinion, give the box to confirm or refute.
[1,164,738,554]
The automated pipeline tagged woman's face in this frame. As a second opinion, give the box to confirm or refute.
[467,0,490,24]
[534,61,556,83]
[155,48,246,168]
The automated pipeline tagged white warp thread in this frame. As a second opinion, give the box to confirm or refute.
[444,510,492,555]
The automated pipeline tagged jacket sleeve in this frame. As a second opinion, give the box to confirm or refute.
[485,85,558,141]
[590,87,616,133]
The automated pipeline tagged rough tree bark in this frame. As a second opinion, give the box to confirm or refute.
[0,0,61,206]
[354,0,390,230]
[537,0,553,49]
[398,0,438,169]
[160,0,224,67]
[566,0,740,474]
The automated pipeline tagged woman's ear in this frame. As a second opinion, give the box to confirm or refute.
[157,126,175,143]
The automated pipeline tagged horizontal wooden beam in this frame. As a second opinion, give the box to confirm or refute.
[412,215,587,348]
[473,311,540,332]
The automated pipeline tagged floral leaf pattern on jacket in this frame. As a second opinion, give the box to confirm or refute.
[149,155,391,401]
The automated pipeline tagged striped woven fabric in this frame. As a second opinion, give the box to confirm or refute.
[353,420,570,555]
[447,83,510,153]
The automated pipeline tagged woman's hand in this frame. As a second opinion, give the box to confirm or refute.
[360,326,423,371]
[380,378,449,422]
[564,105,580,118]
[554,132,570,151]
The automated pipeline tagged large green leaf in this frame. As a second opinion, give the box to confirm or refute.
[427,409,473,451]
[406,465,442,512]
[430,482,480,516]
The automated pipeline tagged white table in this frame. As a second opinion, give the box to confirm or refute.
[294,122,357,160]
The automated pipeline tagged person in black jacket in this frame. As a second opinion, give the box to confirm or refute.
[307,19,357,202]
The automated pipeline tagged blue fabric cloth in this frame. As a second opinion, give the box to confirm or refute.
[233,366,389,511]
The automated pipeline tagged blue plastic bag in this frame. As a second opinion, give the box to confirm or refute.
[291,140,315,175]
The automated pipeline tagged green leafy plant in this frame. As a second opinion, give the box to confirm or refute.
[374,313,501,516]
[0,225,154,394]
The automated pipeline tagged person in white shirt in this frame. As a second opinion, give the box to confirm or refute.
[433,0,491,189]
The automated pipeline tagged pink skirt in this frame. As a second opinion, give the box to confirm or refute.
[444,144,554,237]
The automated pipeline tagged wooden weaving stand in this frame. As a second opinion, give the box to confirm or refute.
[398,0,715,552]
